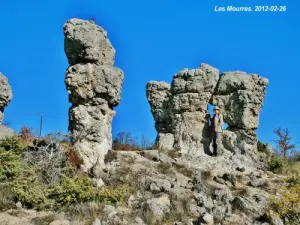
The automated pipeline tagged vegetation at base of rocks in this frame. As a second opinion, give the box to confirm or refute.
[268,155,284,173]
[266,127,299,175]
[19,126,36,144]
[47,176,132,209]
[268,153,300,175]
[266,128,300,224]
[269,174,300,224]
[112,131,154,151]
[0,135,26,154]
[257,140,271,157]
[65,202,106,224]
[0,130,133,211]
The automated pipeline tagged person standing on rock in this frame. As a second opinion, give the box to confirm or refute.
[211,106,224,156]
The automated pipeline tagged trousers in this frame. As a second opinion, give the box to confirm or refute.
[212,132,222,156]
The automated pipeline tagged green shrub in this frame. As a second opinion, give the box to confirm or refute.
[47,175,97,208]
[0,135,26,154]
[257,140,271,159]
[269,155,284,173]
[0,148,50,209]
[47,175,132,209]
[11,174,51,209]
[0,149,22,181]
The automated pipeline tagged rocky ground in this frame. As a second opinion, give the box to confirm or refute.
[0,148,284,225]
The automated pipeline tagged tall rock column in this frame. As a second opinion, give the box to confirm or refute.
[147,64,219,155]
[0,72,13,124]
[64,19,124,172]
[146,81,173,149]
[211,72,269,155]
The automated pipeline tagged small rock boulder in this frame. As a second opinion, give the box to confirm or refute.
[202,213,214,225]
[145,195,171,224]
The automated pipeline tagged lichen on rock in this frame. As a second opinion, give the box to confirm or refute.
[64,18,124,172]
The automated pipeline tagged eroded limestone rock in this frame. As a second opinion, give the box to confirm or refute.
[64,18,124,172]
[0,73,12,124]
[64,19,115,66]
[147,65,269,157]
[147,64,219,155]
[212,72,269,155]
[211,71,269,129]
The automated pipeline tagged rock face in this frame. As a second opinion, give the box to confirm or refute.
[0,73,13,124]
[99,148,278,225]
[147,65,269,157]
[147,64,219,155]
[64,19,124,172]
[211,72,269,155]
[211,72,268,129]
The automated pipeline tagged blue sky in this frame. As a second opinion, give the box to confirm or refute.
[0,0,299,147]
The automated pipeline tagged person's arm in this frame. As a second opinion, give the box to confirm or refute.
[220,114,224,128]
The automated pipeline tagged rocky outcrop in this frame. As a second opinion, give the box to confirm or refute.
[147,64,219,155]
[64,19,124,172]
[0,72,12,124]
[211,72,269,156]
[98,148,278,225]
[147,65,269,157]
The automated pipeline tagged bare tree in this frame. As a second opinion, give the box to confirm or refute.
[112,132,139,151]
[273,128,298,160]
[140,135,152,149]
[115,132,138,145]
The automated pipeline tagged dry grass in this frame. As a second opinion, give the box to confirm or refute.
[65,203,105,225]
[283,162,300,175]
